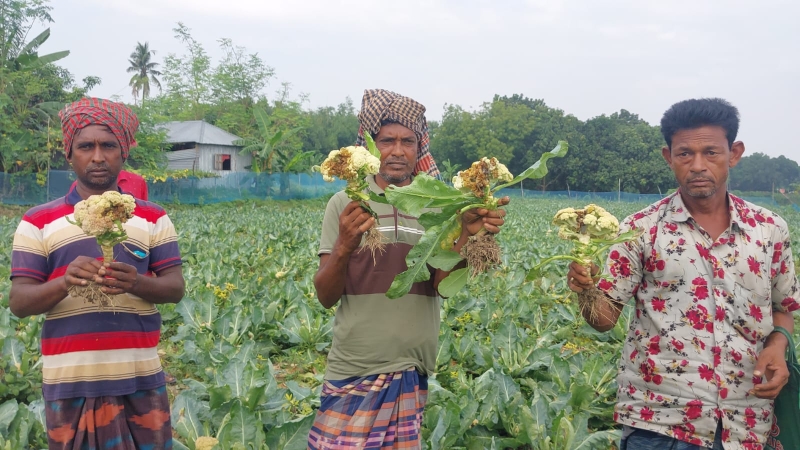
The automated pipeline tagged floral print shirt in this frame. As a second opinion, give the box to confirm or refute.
[600,192,800,449]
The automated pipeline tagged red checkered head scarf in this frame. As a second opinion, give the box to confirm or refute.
[59,98,139,160]
[355,89,441,180]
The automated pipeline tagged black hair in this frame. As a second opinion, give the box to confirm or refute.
[660,98,740,149]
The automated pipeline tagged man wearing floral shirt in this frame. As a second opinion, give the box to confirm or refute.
[568,98,799,450]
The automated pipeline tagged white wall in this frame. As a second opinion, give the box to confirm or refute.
[165,148,199,170]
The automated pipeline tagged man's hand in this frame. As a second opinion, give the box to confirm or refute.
[751,335,790,399]
[97,262,140,295]
[63,256,104,289]
[460,196,510,237]
[567,261,600,293]
[335,201,375,254]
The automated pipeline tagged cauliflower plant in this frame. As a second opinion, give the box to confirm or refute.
[67,190,136,308]
[529,204,640,323]
[315,135,386,259]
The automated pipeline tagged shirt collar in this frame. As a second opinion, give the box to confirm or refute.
[65,184,127,206]
[367,175,385,195]
[663,190,752,232]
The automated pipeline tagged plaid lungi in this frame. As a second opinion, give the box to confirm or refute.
[308,368,428,449]
[45,386,172,450]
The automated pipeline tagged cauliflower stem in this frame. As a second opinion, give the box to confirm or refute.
[315,135,385,261]
[527,204,641,323]
[66,191,136,309]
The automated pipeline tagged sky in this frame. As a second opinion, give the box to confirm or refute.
[41,0,800,162]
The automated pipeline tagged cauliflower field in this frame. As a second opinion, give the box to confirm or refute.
[2,198,799,449]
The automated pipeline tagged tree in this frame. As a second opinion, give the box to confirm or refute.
[730,153,800,192]
[126,41,161,104]
[161,23,212,120]
[233,106,311,195]
[0,0,82,177]
[301,97,359,157]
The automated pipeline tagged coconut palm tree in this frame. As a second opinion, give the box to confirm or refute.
[126,42,161,104]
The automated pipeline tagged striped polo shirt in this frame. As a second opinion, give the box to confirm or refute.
[319,176,440,380]
[10,185,182,401]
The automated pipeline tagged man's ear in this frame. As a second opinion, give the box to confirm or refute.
[729,141,745,168]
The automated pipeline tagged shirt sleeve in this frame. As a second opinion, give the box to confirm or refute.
[770,222,800,313]
[319,193,346,255]
[148,213,183,273]
[10,218,49,282]
[598,219,646,304]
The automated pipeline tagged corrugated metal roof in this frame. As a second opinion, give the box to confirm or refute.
[160,120,243,147]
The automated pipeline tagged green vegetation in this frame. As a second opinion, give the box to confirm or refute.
[2,198,799,448]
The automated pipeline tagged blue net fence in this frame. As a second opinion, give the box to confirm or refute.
[0,170,781,208]
[0,170,346,205]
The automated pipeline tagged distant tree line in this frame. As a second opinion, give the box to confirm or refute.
[1,0,798,194]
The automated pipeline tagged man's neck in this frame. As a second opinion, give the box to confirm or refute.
[680,190,729,217]
[680,190,731,241]
[76,182,118,200]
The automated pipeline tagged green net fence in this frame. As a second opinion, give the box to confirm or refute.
[0,170,780,208]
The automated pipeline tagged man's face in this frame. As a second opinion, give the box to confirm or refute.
[661,125,744,200]
[375,123,417,187]
[68,124,124,192]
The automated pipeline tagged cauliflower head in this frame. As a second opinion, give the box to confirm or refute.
[72,191,136,237]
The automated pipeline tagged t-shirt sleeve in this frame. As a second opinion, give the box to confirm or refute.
[148,213,183,273]
[770,222,800,313]
[10,218,49,282]
[598,219,645,304]
[319,194,346,255]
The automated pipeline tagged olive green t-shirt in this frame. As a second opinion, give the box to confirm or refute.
[319,176,440,380]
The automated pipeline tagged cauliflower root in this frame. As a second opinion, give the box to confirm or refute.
[67,244,117,310]
[461,231,501,277]
[361,221,387,262]
[579,286,624,326]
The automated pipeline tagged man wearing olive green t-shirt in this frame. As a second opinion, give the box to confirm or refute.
[307,89,508,449]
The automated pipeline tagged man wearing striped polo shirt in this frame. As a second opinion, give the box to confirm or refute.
[9,98,185,450]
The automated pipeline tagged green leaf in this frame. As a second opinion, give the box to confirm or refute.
[418,202,468,230]
[208,385,232,410]
[268,130,284,147]
[494,140,569,191]
[438,267,469,298]
[20,29,50,55]
[428,250,464,271]
[264,414,315,450]
[436,327,454,368]
[171,393,204,444]
[384,173,468,217]
[368,191,390,204]
[363,131,381,159]
[0,400,19,435]
[30,50,69,66]
[217,400,264,448]
[387,217,459,299]
[245,384,267,412]
[3,338,24,371]
[572,429,623,450]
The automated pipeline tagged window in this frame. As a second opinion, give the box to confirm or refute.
[214,154,232,171]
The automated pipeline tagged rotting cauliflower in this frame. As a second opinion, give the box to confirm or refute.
[67,191,136,308]
[315,141,385,259]
[319,146,381,189]
[553,204,620,251]
[452,157,513,201]
[529,204,640,323]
